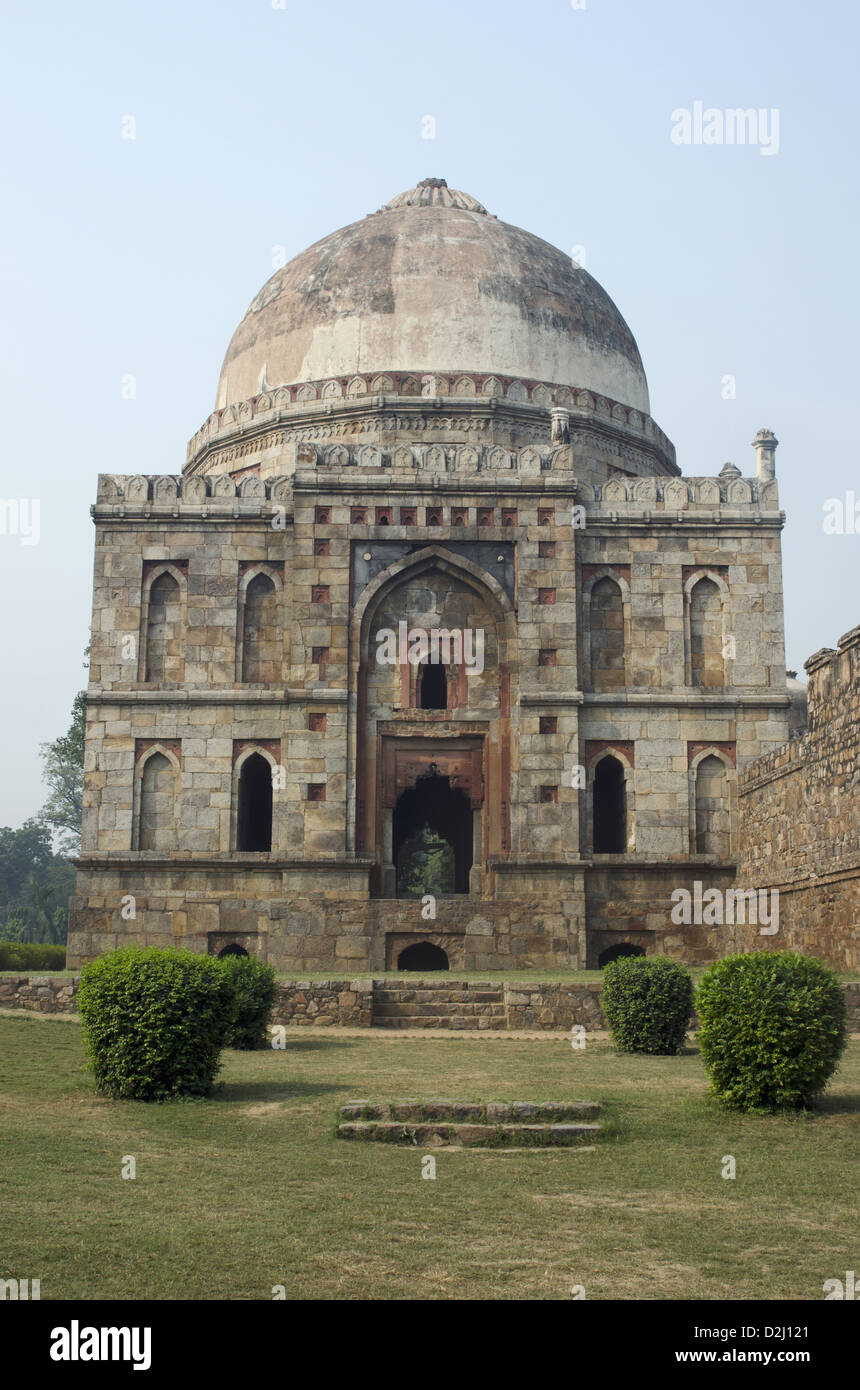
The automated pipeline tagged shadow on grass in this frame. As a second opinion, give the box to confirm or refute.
[811,1091,860,1116]
[689,1089,860,1120]
[221,1037,357,1055]
[213,1079,343,1103]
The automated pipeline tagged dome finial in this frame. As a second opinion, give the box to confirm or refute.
[376,180,490,215]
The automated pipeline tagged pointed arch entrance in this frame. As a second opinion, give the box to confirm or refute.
[350,545,516,895]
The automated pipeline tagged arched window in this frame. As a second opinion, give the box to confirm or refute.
[593,755,626,853]
[145,572,181,682]
[217,943,249,959]
[589,576,625,689]
[418,661,447,710]
[241,573,278,682]
[237,753,273,851]
[689,578,725,687]
[138,752,175,851]
[694,754,731,855]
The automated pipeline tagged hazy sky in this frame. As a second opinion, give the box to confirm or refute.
[1,0,857,828]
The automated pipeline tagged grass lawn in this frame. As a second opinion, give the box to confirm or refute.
[0,1013,856,1301]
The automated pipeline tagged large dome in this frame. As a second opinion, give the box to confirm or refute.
[215,179,651,414]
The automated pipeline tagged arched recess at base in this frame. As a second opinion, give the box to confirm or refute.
[397,942,450,972]
[598,942,645,968]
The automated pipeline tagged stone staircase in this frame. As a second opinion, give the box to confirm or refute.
[372,979,506,1029]
[338,1098,601,1147]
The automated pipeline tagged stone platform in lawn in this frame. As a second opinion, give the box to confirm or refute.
[337,1097,601,1147]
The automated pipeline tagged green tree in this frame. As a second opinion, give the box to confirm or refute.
[0,821,74,944]
[396,825,455,898]
[0,820,54,902]
[38,690,85,855]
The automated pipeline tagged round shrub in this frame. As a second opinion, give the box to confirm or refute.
[217,954,277,1049]
[77,947,235,1100]
[696,951,846,1111]
[602,955,694,1055]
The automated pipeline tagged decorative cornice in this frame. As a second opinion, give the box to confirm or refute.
[75,854,375,871]
[186,371,676,472]
[91,466,782,521]
[83,688,348,706]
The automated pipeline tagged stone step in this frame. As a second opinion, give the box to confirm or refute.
[373,989,504,1003]
[341,1098,600,1122]
[338,1120,600,1147]
[373,1000,506,1017]
[375,980,497,990]
[372,1014,507,1030]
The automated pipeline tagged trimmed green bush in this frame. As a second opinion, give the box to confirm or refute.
[217,954,277,1049]
[602,955,694,1055]
[0,942,67,972]
[696,951,846,1111]
[77,947,234,1100]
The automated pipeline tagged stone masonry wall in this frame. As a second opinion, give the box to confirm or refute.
[5,975,857,1030]
[734,626,860,971]
[0,976,79,1013]
[272,980,373,1026]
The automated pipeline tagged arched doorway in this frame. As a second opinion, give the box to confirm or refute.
[397,942,449,971]
[218,943,249,959]
[598,943,645,968]
[393,770,472,896]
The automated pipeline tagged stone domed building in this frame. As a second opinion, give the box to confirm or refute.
[68,178,792,971]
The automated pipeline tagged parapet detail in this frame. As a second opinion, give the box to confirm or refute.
[741,625,860,792]
[94,467,780,512]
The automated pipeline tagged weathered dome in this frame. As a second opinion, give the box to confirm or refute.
[786,670,809,739]
[215,179,651,413]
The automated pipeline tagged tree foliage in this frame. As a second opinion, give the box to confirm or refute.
[38,690,85,854]
[0,820,74,944]
[0,682,86,946]
[396,825,455,898]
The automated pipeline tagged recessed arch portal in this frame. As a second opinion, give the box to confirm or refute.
[143,569,184,683]
[693,752,732,855]
[240,570,279,682]
[137,750,176,851]
[353,544,514,873]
